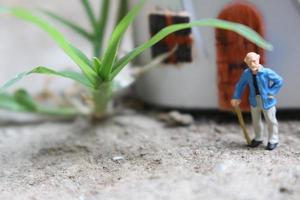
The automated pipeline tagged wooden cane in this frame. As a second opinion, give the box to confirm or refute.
[234,106,251,145]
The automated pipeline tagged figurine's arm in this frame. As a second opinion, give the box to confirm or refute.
[232,71,248,100]
[267,69,283,95]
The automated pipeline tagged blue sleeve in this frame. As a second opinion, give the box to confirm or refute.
[232,70,248,99]
[267,69,283,95]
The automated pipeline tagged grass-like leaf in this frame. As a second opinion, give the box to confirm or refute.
[0,7,99,86]
[94,0,110,57]
[42,9,93,41]
[37,106,80,116]
[71,45,93,70]
[81,0,97,30]
[110,18,273,79]
[13,89,38,111]
[0,89,80,116]
[99,0,146,80]
[0,92,28,112]
[92,57,102,73]
[116,0,129,26]
[0,66,94,92]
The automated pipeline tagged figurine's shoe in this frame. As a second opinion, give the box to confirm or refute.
[266,142,278,151]
[248,139,263,148]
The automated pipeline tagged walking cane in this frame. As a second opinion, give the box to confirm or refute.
[234,105,251,145]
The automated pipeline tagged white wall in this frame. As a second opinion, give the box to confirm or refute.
[130,0,300,109]
[130,0,218,108]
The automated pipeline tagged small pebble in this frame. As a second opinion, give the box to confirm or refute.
[112,156,124,161]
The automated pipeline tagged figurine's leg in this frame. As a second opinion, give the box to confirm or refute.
[250,105,264,141]
[262,106,279,144]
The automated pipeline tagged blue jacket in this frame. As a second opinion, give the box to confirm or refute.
[232,66,283,110]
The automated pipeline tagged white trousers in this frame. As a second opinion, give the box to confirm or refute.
[250,95,279,144]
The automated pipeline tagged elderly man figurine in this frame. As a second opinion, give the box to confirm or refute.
[231,52,283,150]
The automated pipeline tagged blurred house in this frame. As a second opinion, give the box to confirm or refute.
[129,0,300,110]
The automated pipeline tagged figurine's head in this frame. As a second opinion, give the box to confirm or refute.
[244,52,260,73]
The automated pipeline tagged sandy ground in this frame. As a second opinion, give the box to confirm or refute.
[0,110,300,200]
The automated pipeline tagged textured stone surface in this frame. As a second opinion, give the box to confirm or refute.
[0,112,299,200]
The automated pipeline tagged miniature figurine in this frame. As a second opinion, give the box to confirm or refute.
[231,52,283,150]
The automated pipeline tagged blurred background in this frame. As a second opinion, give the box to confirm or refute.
[130,0,300,109]
[1,0,300,111]
[1,2,300,199]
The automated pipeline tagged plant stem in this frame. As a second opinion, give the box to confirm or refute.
[91,81,113,118]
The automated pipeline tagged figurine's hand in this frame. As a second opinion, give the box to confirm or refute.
[231,99,241,108]
[268,94,274,99]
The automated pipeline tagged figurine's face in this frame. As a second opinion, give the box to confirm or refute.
[245,53,260,73]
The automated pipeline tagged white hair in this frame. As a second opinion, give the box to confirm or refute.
[244,52,260,62]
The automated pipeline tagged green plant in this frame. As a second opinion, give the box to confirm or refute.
[0,89,79,116]
[0,0,273,119]
[43,0,128,58]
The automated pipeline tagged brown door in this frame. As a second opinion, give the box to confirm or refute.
[215,1,265,111]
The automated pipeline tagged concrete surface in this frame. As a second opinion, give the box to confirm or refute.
[0,111,299,200]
